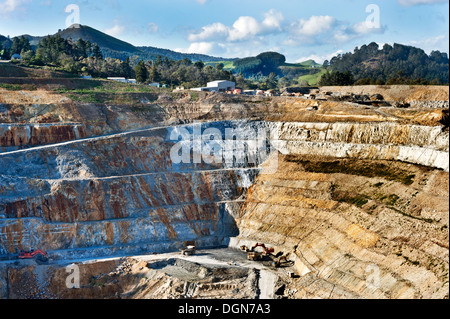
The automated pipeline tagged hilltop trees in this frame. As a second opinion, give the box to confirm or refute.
[327,42,449,84]
[11,36,31,55]
[318,70,354,86]
[22,34,133,77]
[233,52,287,77]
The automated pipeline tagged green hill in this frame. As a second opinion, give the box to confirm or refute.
[298,59,321,68]
[327,42,449,84]
[0,35,12,49]
[57,25,140,53]
[1,25,232,63]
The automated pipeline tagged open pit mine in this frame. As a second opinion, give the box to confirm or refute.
[0,80,448,300]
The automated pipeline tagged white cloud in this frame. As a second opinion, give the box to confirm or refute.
[262,9,284,31]
[104,20,125,37]
[333,20,386,44]
[185,9,387,59]
[228,16,263,41]
[0,0,31,14]
[410,34,449,53]
[188,22,229,42]
[177,41,225,55]
[148,22,159,33]
[398,0,448,6]
[293,16,336,37]
[187,9,284,43]
[196,0,207,4]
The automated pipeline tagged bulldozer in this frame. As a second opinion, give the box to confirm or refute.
[18,249,49,265]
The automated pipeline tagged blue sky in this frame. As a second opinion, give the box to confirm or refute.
[0,0,448,62]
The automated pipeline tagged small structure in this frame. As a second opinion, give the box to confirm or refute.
[149,82,160,88]
[207,80,235,92]
[11,54,21,60]
[243,90,257,96]
[107,77,137,84]
[265,90,277,97]
[191,80,236,93]
[108,77,127,83]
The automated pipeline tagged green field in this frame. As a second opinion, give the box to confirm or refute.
[282,59,322,69]
[204,61,235,70]
[297,68,327,86]
[203,59,326,85]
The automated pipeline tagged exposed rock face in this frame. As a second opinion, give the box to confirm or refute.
[0,124,87,152]
[0,85,448,299]
[232,155,449,299]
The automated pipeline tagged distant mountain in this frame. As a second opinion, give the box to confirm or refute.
[2,24,233,63]
[56,25,140,54]
[0,35,12,49]
[1,24,233,63]
[137,46,235,63]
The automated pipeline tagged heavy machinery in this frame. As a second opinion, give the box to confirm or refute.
[271,255,290,268]
[181,245,196,256]
[18,249,49,264]
[246,243,275,261]
[247,251,263,261]
[250,243,274,255]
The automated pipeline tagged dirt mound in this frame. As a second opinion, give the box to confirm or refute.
[0,63,72,78]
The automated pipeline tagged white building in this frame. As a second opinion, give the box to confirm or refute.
[107,77,136,84]
[191,80,236,93]
[108,77,127,83]
[207,80,235,92]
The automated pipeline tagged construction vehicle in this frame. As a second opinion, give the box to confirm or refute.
[247,251,263,261]
[18,249,49,264]
[181,245,196,256]
[240,245,249,252]
[250,243,274,255]
[246,243,275,262]
[271,255,290,268]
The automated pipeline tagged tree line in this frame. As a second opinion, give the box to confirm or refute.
[320,42,449,86]
[133,57,235,88]
[0,35,235,87]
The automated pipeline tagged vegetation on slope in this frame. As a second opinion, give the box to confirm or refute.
[321,42,449,85]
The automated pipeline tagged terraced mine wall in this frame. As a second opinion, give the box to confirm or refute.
[0,119,448,261]
[0,84,448,299]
